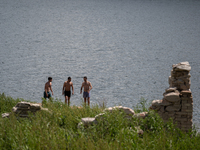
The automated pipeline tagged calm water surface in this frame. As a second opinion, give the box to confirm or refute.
[0,0,200,128]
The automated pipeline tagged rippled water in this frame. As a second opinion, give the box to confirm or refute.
[0,0,200,127]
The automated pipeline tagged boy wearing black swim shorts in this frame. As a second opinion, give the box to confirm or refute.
[62,77,74,106]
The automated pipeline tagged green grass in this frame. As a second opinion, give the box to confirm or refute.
[0,93,200,150]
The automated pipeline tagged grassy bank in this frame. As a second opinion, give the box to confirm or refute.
[0,93,200,150]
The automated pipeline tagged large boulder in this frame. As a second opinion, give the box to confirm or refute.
[164,92,180,103]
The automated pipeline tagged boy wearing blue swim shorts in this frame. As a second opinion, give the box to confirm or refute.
[80,76,92,106]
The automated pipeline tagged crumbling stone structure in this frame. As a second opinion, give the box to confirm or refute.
[150,62,193,132]
[2,102,48,118]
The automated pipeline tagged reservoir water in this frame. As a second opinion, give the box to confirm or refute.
[0,0,200,128]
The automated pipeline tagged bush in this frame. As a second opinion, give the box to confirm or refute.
[0,93,25,114]
[0,94,200,149]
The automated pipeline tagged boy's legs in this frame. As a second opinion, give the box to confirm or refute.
[87,97,90,106]
[65,96,71,106]
[84,97,90,106]
[65,96,68,104]
[68,97,70,106]
[84,98,86,106]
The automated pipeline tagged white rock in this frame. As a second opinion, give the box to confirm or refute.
[119,107,135,115]
[12,107,19,113]
[2,113,10,118]
[104,107,114,112]
[134,112,148,119]
[81,118,96,126]
[104,106,135,115]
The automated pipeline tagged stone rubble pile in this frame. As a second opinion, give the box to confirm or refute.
[104,106,136,119]
[78,106,148,135]
[2,102,48,118]
[150,62,193,132]
[78,106,136,127]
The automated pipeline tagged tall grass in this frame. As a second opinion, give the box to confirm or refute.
[0,93,200,149]
[0,93,26,113]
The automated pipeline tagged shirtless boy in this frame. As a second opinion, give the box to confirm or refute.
[44,77,54,99]
[80,76,92,106]
[62,77,74,106]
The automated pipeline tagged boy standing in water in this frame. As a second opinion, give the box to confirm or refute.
[80,76,92,106]
[44,77,54,99]
[62,77,74,106]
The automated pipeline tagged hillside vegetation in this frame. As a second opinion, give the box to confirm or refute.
[0,93,200,150]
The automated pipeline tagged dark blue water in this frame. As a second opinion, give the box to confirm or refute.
[0,0,200,128]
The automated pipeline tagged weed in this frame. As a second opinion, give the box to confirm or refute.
[0,94,200,149]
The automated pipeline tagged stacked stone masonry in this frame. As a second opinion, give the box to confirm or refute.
[150,62,193,132]
[2,102,48,118]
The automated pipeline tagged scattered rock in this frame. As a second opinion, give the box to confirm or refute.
[2,113,10,118]
[81,118,97,126]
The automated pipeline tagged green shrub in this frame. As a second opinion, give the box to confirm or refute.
[0,93,25,114]
[0,94,200,149]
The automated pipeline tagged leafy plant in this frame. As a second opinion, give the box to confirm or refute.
[1,94,200,149]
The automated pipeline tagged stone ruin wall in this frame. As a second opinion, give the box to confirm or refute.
[2,102,48,118]
[150,62,193,132]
